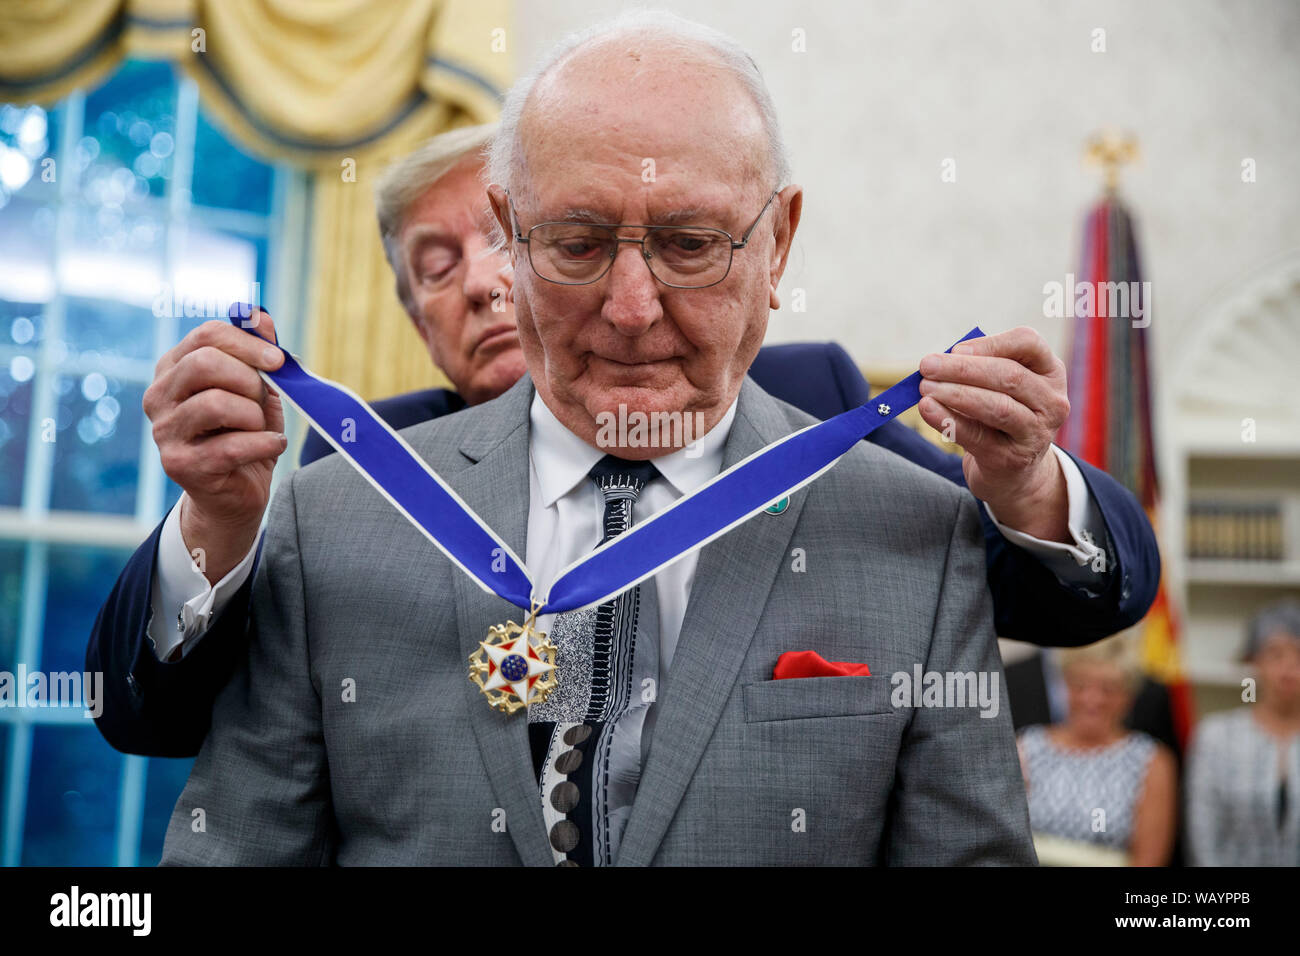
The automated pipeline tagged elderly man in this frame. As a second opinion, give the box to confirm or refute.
[159,13,1040,866]
[89,110,1159,758]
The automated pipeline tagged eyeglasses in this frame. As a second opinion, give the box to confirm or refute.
[509,189,779,289]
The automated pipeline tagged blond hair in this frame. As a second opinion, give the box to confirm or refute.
[374,123,498,308]
[1058,633,1143,694]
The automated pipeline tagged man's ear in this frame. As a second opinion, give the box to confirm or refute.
[486,185,514,261]
[768,184,803,311]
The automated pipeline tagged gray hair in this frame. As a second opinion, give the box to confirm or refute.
[374,122,498,306]
[487,10,791,197]
[1243,599,1300,660]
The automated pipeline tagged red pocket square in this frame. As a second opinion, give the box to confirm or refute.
[772,650,871,679]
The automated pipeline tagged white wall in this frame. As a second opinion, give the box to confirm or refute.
[508,0,1300,378]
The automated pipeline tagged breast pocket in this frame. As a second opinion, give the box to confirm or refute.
[742,675,895,723]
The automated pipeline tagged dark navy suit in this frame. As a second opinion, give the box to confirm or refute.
[88,342,1160,756]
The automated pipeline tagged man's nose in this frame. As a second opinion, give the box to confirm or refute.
[601,241,662,333]
[463,244,510,308]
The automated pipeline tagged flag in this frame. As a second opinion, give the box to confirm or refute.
[1058,196,1194,749]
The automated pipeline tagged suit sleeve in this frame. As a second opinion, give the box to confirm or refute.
[822,341,1158,646]
[161,474,335,865]
[86,509,257,757]
[866,415,1159,647]
[759,341,1160,646]
[884,493,1037,865]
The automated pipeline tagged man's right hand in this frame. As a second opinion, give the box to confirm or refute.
[143,310,287,585]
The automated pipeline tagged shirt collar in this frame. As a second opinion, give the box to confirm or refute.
[529,391,738,507]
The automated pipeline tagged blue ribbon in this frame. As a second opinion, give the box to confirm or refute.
[229,304,982,614]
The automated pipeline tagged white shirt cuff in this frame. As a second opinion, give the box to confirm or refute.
[983,445,1110,587]
[147,495,261,662]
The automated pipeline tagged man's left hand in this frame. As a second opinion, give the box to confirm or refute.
[917,326,1072,543]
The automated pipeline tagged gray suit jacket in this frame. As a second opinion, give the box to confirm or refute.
[161,373,1035,866]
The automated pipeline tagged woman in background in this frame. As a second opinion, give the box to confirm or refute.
[1187,599,1300,866]
[1018,636,1178,865]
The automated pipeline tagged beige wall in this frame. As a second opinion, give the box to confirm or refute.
[508,0,1300,379]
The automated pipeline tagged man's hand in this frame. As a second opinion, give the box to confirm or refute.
[917,326,1072,542]
[143,310,286,584]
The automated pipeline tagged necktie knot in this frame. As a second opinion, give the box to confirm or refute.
[588,454,660,545]
[588,454,661,498]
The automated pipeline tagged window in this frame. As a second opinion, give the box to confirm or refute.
[0,59,308,865]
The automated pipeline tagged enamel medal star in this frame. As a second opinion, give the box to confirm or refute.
[468,615,558,715]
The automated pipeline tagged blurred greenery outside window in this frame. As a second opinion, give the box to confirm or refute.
[0,58,310,866]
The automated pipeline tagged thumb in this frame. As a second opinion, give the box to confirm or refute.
[247,307,278,346]
[228,302,279,347]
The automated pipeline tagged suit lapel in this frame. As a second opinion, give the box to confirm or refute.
[416,374,810,866]
[616,379,810,866]
[423,375,556,867]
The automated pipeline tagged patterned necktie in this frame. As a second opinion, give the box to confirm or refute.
[528,454,661,866]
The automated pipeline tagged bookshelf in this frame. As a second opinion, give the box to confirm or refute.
[1162,253,1300,715]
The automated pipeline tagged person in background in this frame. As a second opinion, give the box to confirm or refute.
[1187,599,1300,866]
[1018,635,1178,865]
[373,124,526,407]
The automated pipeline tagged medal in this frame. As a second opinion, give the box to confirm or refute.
[468,603,558,714]
[227,305,982,714]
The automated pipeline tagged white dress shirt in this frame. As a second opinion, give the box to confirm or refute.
[523,391,736,678]
[149,500,260,662]
[148,404,1107,663]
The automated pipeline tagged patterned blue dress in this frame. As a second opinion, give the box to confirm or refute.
[1019,725,1157,850]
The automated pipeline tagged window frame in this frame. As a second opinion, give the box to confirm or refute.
[0,60,311,867]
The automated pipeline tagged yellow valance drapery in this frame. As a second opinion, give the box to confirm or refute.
[0,0,506,167]
[0,0,511,400]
